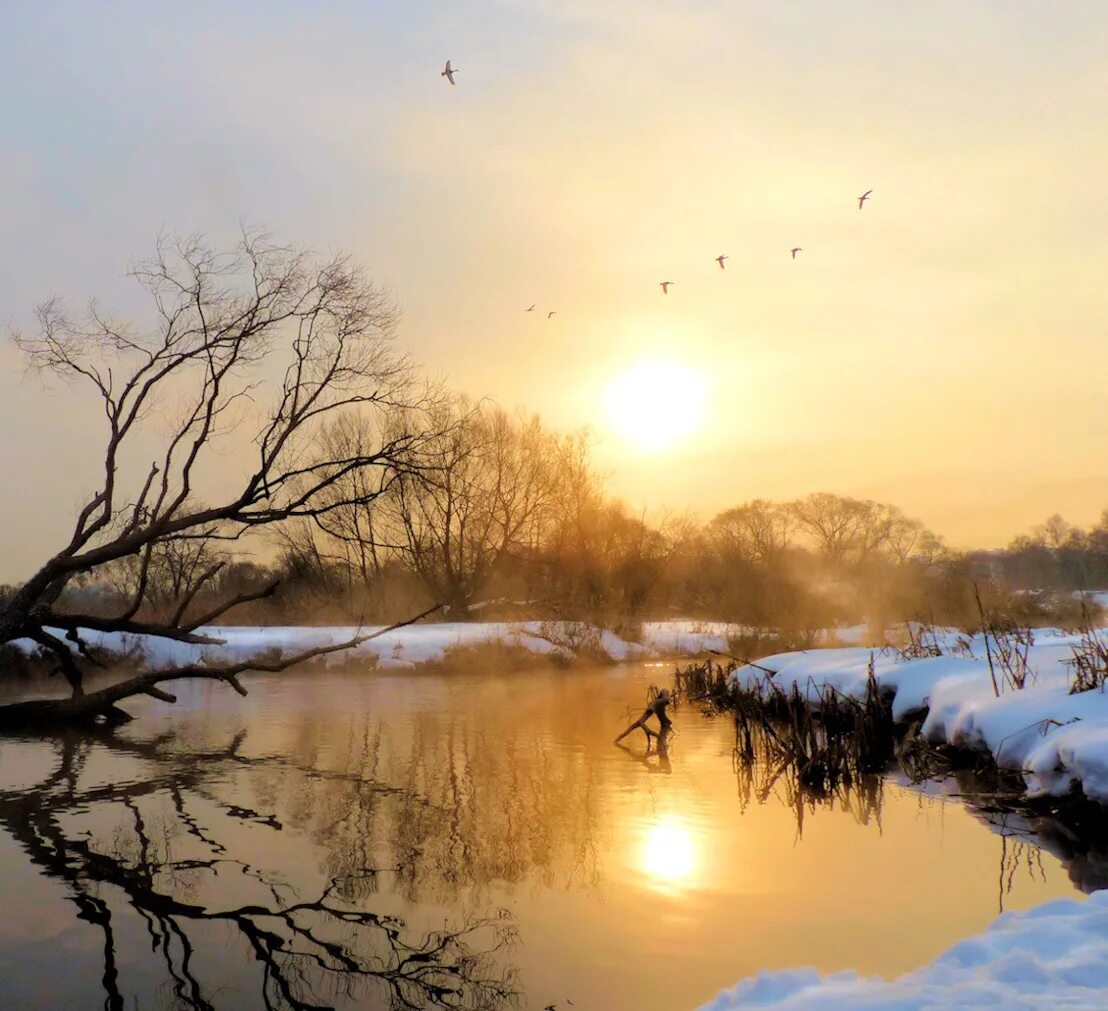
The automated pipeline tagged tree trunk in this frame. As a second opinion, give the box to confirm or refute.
[0,605,443,731]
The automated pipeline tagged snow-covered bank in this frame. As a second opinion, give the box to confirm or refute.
[732,629,1108,805]
[699,891,1108,1010]
[8,619,739,672]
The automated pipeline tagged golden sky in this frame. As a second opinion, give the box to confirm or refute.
[4,1,1108,576]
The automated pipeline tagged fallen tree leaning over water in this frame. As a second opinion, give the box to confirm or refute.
[0,605,443,730]
[0,232,445,728]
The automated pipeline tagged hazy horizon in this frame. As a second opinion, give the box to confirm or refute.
[5,0,1108,578]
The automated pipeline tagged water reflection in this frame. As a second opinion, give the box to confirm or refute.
[0,728,519,1010]
[731,725,884,842]
[615,723,672,775]
[913,767,1108,904]
[641,816,697,885]
[0,664,1106,1011]
[726,712,1108,913]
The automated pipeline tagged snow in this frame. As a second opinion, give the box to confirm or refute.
[638,621,734,656]
[730,628,1108,804]
[9,619,744,672]
[700,890,1108,1009]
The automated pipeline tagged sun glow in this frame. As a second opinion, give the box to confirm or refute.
[641,816,697,884]
[604,360,708,453]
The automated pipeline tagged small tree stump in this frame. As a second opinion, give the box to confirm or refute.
[614,689,672,745]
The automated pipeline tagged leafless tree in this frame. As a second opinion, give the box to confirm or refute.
[706,499,792,567]
[383,398,565,613]
[270,411,418,618]
[99,525,231,618]
[1033,513,1079,551]
[0,231,442,726]
[789,493,925,569]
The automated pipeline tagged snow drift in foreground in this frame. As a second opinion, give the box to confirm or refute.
[733,629,1108,804]
[9,620,738,672]
[700,891,1108,1010]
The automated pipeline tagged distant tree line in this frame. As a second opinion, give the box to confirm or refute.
[975,512,1108,592]
[5,380,1105,647]
[12,377,1099,641]
[2,232,1103,710]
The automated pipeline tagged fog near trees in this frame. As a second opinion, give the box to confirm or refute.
[15,374,1107,648]
[28,381,1106,644]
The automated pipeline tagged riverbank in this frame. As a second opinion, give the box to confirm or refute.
[692,629,1108,1008]
[4,619,743,675]
[730,628,1108,805]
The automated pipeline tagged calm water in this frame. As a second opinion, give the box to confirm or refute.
[0,662,1098,1010]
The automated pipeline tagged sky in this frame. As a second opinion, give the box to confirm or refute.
[4,0,1108,577]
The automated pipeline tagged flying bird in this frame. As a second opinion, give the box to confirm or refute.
[660,281,673,294]
[442,60,458,85]
[715,255,728,270]
[857,189,873,209]
[547,311,557,318]
[790,247,802,259]
[526,304,535,312]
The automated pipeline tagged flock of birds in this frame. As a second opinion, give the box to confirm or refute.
[441,60,875,316]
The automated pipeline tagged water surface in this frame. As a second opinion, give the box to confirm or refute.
[0,662,1095,1010]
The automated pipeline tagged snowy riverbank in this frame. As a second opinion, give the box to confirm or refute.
[8,619,742,671]
[700,890,1108,1009]
[732,629,1108,805]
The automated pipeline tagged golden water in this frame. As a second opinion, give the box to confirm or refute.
[0,662,1090,1009]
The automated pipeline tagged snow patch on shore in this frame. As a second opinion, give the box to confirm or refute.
[700,891,1108,1009]
[9,619,740,672]
[731,629,1108,804]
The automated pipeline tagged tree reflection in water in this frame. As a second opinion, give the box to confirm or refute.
[283,713,605,905]
[0,728,519,1011]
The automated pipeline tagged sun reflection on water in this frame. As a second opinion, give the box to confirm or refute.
[641,815,697,888]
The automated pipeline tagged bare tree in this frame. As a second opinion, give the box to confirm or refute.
[706,499,792,567]
[98,524,231,619]
[270,410,417,618]
[789,493,922,569]
[383,398,564,613]
[0,231,441,726]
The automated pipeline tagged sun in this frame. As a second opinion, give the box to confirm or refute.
[605,360,708,453]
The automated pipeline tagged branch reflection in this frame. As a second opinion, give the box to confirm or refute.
[0,728,519,1010]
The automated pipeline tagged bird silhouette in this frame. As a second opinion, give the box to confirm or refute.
[858,189,872,209]
[660,281,673,294]
[790,247,803,259]
[526,304,535,312]
[547,311,557,318]
[715,255,728,270]
[442,60,458,85]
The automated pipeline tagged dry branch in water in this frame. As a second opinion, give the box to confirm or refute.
[0,231,445,724]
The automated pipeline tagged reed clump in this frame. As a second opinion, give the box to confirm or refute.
[1067,616,1108,695]
[674,655,896,793]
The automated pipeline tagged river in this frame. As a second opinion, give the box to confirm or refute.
[0,661,1096,1010]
